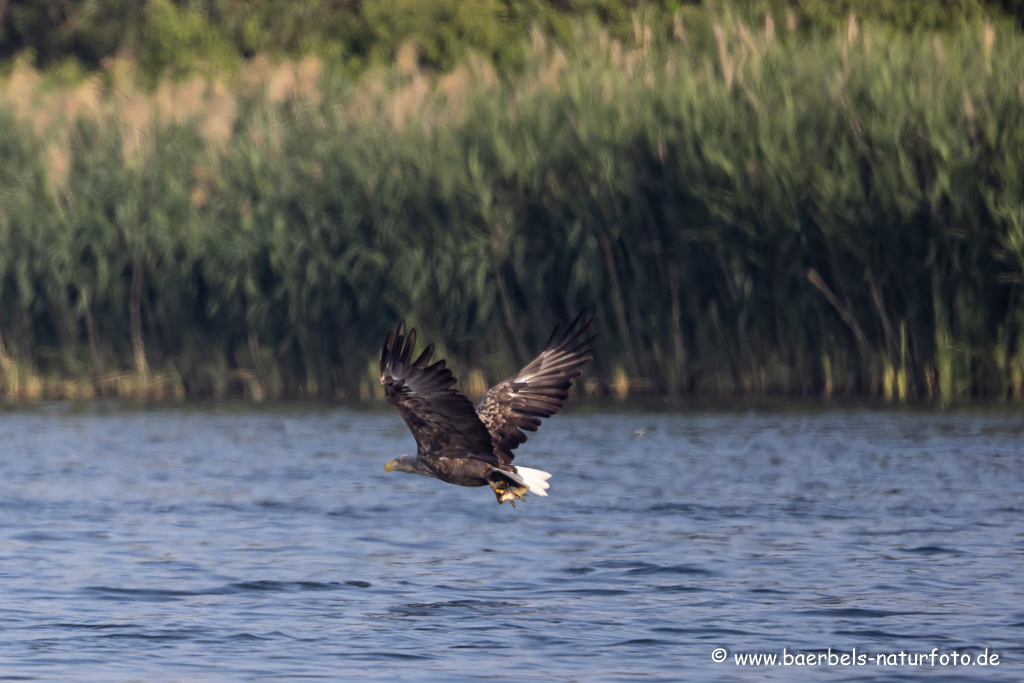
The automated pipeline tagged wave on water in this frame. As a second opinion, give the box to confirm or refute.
[82,580,371,601]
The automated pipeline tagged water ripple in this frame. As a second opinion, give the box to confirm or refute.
[0,405,1020,681]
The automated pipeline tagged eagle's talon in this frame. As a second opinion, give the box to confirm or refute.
[492,482,529,506]
[490,479,530,506]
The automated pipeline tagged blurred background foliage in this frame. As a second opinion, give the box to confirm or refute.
[1,0,1021,82]
[0,2,1023,402]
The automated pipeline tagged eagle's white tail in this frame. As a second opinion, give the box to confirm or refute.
[515,467,552,497]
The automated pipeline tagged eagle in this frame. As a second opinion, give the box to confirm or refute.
[381,315,596,505]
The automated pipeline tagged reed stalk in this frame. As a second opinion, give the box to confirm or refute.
[0,16,1020,401]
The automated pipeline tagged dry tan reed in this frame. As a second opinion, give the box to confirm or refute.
[0,16,1020,401]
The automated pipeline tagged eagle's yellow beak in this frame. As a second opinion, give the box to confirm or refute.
[384,460,399,472]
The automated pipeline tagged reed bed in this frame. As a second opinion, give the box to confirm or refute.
[0,14,1022,402]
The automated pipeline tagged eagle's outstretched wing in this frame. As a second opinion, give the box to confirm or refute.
[476,314,596,465]
[381,321,498,466]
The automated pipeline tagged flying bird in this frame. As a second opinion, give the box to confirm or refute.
[381,314,596,505]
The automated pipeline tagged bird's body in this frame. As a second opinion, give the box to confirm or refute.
[381,315,596,505]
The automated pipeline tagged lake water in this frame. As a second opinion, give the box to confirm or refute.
[0,402,1021,681]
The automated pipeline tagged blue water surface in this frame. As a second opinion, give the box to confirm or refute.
[0,403,1021,681]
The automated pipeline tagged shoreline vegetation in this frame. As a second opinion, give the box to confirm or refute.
[1,8,1024,403]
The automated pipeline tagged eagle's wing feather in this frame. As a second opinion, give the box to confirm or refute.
[381,321,498,466]
[477,314,596,466]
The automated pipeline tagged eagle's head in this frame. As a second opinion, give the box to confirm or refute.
[384,455,422,474]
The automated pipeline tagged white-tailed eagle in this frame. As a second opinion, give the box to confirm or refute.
[381,315,596,505]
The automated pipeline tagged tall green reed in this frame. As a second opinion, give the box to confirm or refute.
[0,15,1021,401]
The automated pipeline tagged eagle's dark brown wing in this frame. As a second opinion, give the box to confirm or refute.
[380,321,499,466]
[476,314,596,466]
